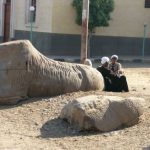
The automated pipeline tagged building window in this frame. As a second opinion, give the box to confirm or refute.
[30,0,36,22]
[145,0,150,8]
[26,0,36,23]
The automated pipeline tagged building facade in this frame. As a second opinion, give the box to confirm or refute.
[0,0,150,57]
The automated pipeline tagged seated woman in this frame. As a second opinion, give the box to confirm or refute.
[97,56,129,92]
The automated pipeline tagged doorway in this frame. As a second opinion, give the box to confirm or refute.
[3,0,11,42]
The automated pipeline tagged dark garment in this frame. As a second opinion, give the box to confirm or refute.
[97,66,129,92]
[97,66,114,91]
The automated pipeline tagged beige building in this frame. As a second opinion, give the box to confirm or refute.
[1,0,150,56]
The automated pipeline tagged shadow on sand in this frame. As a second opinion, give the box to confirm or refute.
[40,118,100,138]
[143,146,150,150]
[0,96,54,110]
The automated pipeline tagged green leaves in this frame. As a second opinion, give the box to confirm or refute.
[72,0,114,32]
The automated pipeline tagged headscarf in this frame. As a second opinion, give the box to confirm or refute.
[111,55,118,60]
[101,57,110,64]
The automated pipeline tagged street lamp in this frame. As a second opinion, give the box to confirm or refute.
[29,6,35,43]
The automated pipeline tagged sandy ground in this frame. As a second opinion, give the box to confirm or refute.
[0,63,150,150]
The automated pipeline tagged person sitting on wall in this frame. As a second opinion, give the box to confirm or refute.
[97,56,129,92]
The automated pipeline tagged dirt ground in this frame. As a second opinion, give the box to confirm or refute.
[0,63,150,150]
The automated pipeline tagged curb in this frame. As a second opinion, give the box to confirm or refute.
[53,58,150,63]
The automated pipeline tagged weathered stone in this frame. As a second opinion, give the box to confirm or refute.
[84,59,92,67]
[60,95,145,132]
[0,40,104,104]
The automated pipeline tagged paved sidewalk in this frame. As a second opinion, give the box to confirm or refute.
[48,55,150,63]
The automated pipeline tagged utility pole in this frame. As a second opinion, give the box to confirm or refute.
[29,6,35,43]
[81,0,89,64]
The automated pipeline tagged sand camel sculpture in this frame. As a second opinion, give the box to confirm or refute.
[0,40,104,104]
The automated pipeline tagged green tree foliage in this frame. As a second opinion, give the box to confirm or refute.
[72,0,114,32]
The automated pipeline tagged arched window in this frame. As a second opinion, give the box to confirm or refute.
[25,0,36,23]
[30,0,36,22]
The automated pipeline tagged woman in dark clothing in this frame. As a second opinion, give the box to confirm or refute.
[97,57,129,92]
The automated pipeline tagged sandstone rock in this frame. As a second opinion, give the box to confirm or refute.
[0,40,104,104]
[60,95,145,132]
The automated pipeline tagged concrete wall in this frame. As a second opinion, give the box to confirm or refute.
[52,0,81,34]
[14,0,150,56]
[96,0,150,38]
[15,0,53,33]
[52,0,150,38]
